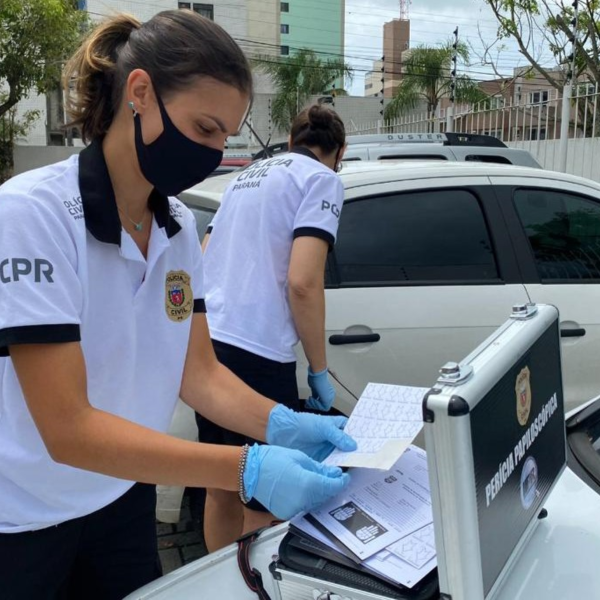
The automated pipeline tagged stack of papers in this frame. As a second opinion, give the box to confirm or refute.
[291,383,436,589]
[293,445,436,589]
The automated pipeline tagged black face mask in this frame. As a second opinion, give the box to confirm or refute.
[133,93,223,196]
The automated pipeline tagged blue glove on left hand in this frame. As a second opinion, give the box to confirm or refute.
[266,404,357,462]
[243,444,351,520]
[306,367,336,411]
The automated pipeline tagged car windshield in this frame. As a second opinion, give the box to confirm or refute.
[567,398,600,493]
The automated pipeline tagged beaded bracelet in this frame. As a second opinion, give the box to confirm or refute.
[238,443,250,505]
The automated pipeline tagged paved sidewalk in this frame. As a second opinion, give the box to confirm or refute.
[156,490,208,575]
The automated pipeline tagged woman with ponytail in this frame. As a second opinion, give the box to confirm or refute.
[0,13,354,599]
[199,104,348,550]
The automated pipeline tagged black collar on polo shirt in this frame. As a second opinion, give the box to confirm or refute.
[78,139,182,245]
[289,146,320,163]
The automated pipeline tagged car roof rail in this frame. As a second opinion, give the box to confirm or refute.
[443,132,507,148]
[346,133,447,145]
[345,132,507,149]
[251,132,507,160]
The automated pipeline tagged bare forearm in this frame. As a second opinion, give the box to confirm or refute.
[52,407,240,490]
[289,286,327,372]
[181,360,275,441]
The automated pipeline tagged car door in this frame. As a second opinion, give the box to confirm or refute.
[493,178,600,411]
[299,176,530,415]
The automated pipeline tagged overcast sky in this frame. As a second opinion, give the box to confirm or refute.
[344,0,541,95]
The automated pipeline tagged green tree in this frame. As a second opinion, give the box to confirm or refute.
[0,99,40,182]
[481,0,600,91]
[385,42,485,124]
[254,49,353,131]
[0,0,86,181]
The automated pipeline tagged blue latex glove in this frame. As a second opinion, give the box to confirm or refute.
[243,444,350,519]
[306,367,336,411]
[267,404,357,462]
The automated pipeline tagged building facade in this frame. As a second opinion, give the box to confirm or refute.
[279,0,345,82]
[383,19,410,99]
[364,60,383,98]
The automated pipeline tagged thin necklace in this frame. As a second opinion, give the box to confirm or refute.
[117,205,147,232]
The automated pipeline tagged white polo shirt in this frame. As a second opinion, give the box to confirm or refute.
[204,147,344,363]
[0,141,205,532]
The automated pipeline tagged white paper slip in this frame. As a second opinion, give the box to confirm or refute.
[311,446,433,561]
[325,382,429,470]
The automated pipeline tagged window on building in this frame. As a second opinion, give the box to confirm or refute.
[280,45,289,56]
[178,2,214,19]
[529,90,549,104]
[281,2,289,12]
[515,189,600,281]
[328,189,499,286]
[489,96,504,110]
[281,24,289,34]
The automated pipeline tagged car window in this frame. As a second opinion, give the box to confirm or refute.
[567,398,600,494]
[514,189,600,281]
[330,189,499,286]
[465,155,511,165]
[377,154,448,161]
[185,205,216,240]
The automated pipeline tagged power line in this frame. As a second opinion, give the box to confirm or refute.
[84,7,558,81]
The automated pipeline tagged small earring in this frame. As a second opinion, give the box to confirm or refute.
[128,101,138,117]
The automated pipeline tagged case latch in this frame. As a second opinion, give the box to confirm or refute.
[510,303,538,320]
[437,362,473,386]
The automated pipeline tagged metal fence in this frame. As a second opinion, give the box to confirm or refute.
[348,84,600,182]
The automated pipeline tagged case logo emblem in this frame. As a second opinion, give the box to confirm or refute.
[515,366,532,426]
[165,270,193,322]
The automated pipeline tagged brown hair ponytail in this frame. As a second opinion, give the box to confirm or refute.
[63,14,141,144]
[63,10,253,143]
[290,104,346,155]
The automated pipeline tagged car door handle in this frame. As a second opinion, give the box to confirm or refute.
[329,333,381,345]
[560,327,586,338]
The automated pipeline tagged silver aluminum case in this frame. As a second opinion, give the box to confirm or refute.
[272,566,398,600]
[423,303,565,600]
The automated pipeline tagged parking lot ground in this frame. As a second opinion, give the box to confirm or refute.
[157,489,208,574]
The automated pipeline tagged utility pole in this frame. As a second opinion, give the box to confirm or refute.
[559,0,579,172]
[447,27,459,133]
[378,56,385,133]
[267,98,272,145]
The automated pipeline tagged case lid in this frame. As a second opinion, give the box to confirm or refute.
[423,304,566,600]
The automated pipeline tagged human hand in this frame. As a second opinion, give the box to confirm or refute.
[243,444,350,519]
[306,367,336,411]
[266,404,357,462]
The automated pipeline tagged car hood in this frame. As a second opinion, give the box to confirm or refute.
[126,455,600,599]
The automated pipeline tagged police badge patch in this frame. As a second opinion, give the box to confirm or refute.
[165,270,193,322]
[515,366,532,426]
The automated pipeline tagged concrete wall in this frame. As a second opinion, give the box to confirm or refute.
[13,145,81,175]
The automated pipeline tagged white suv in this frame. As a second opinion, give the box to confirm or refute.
[181,160,600,416]
[252,132,542,169]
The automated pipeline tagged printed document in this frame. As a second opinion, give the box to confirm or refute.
[310,446,432,560]
[325,383,429,470]
[291,517,436,588]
